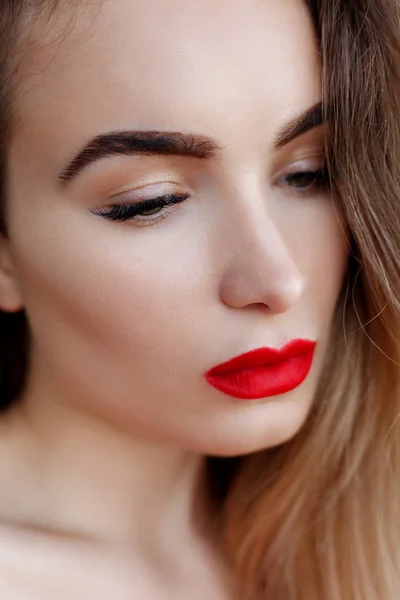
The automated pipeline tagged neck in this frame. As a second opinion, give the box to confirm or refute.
[0,393,209,554]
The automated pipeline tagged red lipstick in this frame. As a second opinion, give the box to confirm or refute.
[205,339,316,400]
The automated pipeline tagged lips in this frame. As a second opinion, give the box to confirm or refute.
[204,339,316,400]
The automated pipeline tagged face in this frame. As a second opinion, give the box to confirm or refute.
[2,0,349,456]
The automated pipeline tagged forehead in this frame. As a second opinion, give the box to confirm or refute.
[12,0,320,163]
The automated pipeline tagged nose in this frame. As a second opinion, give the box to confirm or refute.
[218,208,307,314]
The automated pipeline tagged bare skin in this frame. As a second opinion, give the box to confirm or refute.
[0,414,234,598]
[0,0,349,596]
[0,520,234,599]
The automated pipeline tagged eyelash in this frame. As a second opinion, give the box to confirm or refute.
[92,193,189,226]
[282,166,330,194]
[92,167,330,226]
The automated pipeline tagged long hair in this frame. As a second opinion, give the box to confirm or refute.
[212,2,400,598]
[1,2,400,599]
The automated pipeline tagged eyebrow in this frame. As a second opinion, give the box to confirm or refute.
[273,102,323,151]
[58,102,324,184]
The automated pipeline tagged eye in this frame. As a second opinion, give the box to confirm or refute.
[91,192,189,225]
[282,167,330,193]
[139,205,165,216]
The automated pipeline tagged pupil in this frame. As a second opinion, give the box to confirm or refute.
[288,172,316,188]
[141,206,163,216]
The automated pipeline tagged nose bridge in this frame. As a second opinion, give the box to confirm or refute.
[218,198,307,313]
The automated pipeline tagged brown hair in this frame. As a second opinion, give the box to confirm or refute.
[1,1,400,599]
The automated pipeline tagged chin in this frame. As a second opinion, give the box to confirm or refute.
[193,401,311,458]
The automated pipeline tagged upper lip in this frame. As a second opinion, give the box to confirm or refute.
[205,339,316,376]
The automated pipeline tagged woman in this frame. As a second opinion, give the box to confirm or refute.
[0,0,399,598]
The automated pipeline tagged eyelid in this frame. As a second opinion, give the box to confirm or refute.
[272,154,325,178]
[109,181,184,203]
[285,154,326,170]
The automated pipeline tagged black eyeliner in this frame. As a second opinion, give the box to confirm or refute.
[93,193,189,222]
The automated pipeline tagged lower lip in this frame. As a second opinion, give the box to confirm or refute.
[205,349,315,400]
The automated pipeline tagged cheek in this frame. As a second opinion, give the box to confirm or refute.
[11,216,208,371]
[302,206,350,328]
